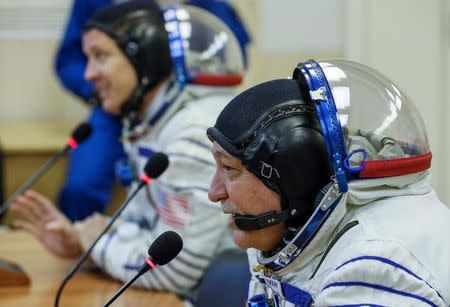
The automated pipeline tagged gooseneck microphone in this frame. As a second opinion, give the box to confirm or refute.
[54,152,169,307]
[0,122,92,216]
[103,231,183,307]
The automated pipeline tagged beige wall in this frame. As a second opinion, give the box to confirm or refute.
[0,40,88,123]
[0,1,342,122]
[345,0,450,204]
[234,0,343,91]
[1,0,449,204]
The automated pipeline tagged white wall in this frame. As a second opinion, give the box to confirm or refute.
[0,0,88,123]
[345,0,450,203]
[0,0,449,202]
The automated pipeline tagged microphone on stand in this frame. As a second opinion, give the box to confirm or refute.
[103,231,183,307]
[0,122,92,216]
[54,152,169,307]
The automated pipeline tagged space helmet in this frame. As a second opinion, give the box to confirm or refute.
[85,1,244,125]
[294,60,430,193]
[208,59,430,238]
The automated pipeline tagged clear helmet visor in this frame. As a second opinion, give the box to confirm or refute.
[320,60,429,160]
[163,5,244,86]
[298,60,431,190]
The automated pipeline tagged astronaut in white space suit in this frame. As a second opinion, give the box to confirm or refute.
[11,1,245,303]
[208,59,450,306]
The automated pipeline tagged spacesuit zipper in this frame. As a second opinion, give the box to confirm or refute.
[309,220,359,279]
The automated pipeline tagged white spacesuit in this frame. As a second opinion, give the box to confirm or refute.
[82,2,245,302]
[248,171,449,306]
[91,82,238,300]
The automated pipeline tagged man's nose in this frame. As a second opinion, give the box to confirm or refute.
[208,171,227,203]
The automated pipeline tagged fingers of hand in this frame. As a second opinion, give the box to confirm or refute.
[10,194,45,223]
[13,219,41,238]
[25,190,57,216]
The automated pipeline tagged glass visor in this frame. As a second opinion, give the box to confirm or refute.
[164,5,244,86]
[318,60,430,178]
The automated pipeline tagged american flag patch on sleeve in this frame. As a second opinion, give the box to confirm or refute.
[156,189,192,230]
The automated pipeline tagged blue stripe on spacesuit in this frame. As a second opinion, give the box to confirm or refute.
[167,152,215,167]
[257,275,313,306]
[123,264,141,270]
[322,281,438,307]
[138,146,154,157]
[121,216,154,230]
[335,255,444,301]
[332,304,386,307]
[281,282,313,306]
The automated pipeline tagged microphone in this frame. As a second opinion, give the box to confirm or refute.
[0,122,92,216]
[54,152,169,307]
[103,231,183,307]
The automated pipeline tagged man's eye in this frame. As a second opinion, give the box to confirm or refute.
[222,164,240,180]
[222,163,237,173]
[223,165,232,171]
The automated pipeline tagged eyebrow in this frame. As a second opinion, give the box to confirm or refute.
[212,148,231,160]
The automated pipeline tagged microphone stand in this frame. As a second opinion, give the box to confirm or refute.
[103,264,148,307]
[54,181,146,307]
[0,146,69,216]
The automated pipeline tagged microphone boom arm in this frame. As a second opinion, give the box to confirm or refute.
[103,269,144,307]
[0,146,69,216]
[54,181,146,307]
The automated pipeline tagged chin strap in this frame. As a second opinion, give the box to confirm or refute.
[233,210,289,231]
[120,77,152,130]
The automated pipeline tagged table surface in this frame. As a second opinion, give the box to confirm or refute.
[0,121,77,154]
[0,231,183,307]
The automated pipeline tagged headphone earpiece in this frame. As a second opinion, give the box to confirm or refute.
[125,41,140,56]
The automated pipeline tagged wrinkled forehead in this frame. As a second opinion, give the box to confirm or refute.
[211,142,240,163]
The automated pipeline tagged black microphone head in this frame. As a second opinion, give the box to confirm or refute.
[148,231,183,265]
[144,152,169,179]
[71,122,93,143]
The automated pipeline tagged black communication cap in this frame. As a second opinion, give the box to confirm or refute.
[71,122,93,143]
[207,79,331,227]
[144,153,169,178]
[148,231,183,265]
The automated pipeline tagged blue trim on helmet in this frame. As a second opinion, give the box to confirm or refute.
[298,60,349,192]
[163,6,189,88]
[264,193,342,271]
[322,281,438,307]
[344,149,367,173]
